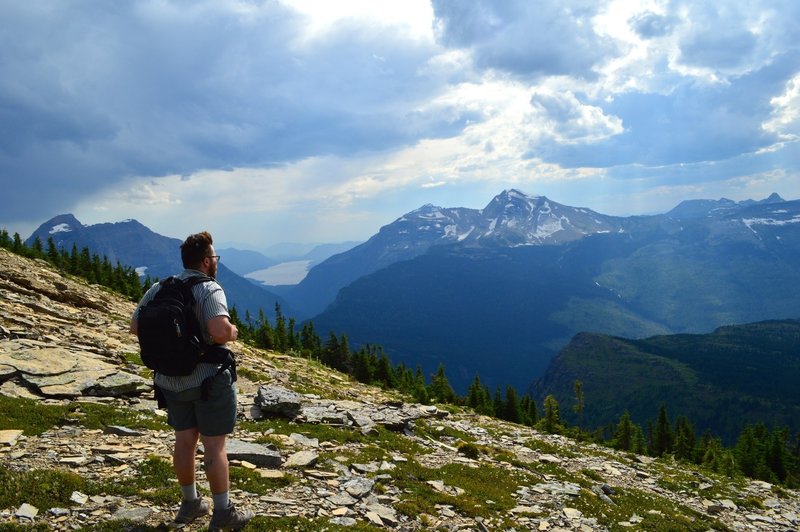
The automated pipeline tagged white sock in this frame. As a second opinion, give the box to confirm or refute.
[180,483,198,501]
[212,491,230,510]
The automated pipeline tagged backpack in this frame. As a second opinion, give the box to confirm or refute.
[136,275,213,376]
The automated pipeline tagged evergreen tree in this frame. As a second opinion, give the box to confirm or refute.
[429,364,456,404]
[12,233,24,254]
[539,395,563,434]
[613,411,635,451]
[572,380,585,430]
[31,236,44,258]
[652,404,673,457]
[412,366,429,404]
[0,228,10,249]
[374,353,395,388]
[503,385,522,423]
[673,416,696,461]
[351,348,372,383]
[273,303,287,351]
[46,237,60,267]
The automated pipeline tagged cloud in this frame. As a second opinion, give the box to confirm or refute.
[431,0,616,79]
[629,12,676,39]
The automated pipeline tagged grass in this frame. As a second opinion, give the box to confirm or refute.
[0,395,168,436]
[245,516,380,531]
[390,458,534,519]
[229,466,296,494]
[0,456,178,511]
[570,486,730,531]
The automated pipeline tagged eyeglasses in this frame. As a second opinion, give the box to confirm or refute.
[206,255,221,262]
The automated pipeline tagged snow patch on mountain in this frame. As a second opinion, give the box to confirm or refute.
[49,223,73,234]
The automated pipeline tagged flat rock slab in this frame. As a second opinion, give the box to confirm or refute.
[0,429,24,447]
[226,438,283,468]
[0,346,78,375]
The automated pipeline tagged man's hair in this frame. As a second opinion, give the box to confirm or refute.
[180,231,214,269]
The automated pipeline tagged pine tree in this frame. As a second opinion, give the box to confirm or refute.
[652,404,673,457]
[374,353,395,388]
[46,237,60,267]
[539,395,562,434]
[429,364,456,404]
[503,386,522,423]
[572,380,585,430]
[673,416,696,461]
[412,366,429,404]
[613,411,635,451]
[0,229,10,249]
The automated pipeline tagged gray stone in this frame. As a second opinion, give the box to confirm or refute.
[15,503,39,519]
[289,433,319,448]
[110,506,152,522]
[255,385,302,418]
[329,516,357,526]
[104,425,147,437]
[284,450,319,468]
[226,438,283,468]
[343,477,374,498]
[328,493,358,506]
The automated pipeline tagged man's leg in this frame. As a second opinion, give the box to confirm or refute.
[173,427,210,524]
[200,434,229,497]
[174,427,200,486]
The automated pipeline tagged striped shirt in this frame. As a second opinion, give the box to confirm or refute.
[132,269,231,392]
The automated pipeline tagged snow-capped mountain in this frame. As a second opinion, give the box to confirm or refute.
[286,189,627,317]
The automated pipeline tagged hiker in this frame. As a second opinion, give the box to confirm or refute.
[130,231,254,530]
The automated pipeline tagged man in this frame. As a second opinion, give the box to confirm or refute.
[131,231,254,530]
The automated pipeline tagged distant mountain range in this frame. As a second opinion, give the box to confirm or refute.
[533,319,800,443]
[24,215,295,321]
[307,189,800,392]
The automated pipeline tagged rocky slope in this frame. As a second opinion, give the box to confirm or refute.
[0,247,799,531]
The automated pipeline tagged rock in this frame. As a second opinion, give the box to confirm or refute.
[343,477,374,498]
[254,385,302,418]
[284,450,319,468]
[110,507,152,522]
[225,438,283,468]
[329,516,357,526]
[563,507,582,520]
[15,503,39,519]
[70,492,89,505]
[289,432,319,448]
[0,429,23,446]
[104,425,147,437]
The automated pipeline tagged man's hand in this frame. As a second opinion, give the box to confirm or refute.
[207,316,237,344]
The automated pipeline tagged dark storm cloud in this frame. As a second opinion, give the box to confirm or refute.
[0,1,467,222]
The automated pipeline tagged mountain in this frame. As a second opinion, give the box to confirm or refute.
[310,191,800,393]
[25,215,295,320]
[533,319,800,443]
[286,190,623,317]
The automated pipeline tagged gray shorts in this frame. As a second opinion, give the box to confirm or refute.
[161,370,237,436]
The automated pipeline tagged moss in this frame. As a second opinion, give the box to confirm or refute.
[571,486,730,531]
[68,402,169,432]
[0,395,71,436]
[0,464,86,510]
[229,466,296,494]
[245,516,379,531]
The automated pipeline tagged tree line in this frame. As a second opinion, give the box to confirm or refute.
[3,230,798,488]
[0,229,146,301]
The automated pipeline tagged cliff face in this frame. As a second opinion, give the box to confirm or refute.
[1,247,799,530]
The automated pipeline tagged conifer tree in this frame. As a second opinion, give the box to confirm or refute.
[0,228,10,249]
[429,364,456,404]
[613,411,635,451]
[673,416,696,461]
[572,380,585,430]
[539,395,563,434]
[652,404,673,457]
[503,385,522,423]
[12,233,23,254]
[374,353,395,388]
[31,236,44,258]
[46,237,60,267]
[412,366,429,404]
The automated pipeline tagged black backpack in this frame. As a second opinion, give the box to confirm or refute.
[136,275,213,376]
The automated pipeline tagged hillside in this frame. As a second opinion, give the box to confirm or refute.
[533,322,800,443]
[1,249,799,530]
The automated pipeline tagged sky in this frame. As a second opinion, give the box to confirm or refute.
[1,0,799,251]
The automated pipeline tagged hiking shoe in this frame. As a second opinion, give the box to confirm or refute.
[174,497,210,524]
[208,503,254,531]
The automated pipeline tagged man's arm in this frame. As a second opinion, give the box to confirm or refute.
[207,315,238,344]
